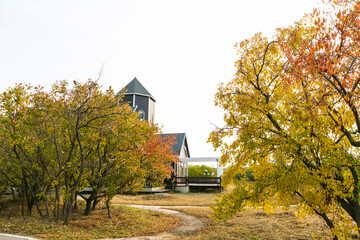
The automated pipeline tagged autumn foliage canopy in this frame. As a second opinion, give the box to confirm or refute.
[0,80,176,224]
[209,0,360,238]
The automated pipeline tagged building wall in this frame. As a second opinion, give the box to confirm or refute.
[123,94,150,121]
[180,145,190,158]
[149,99,155,123]
[178,144,189,177]
[134,95,149,120]
[123,95,133,106]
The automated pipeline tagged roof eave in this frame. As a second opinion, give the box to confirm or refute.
[123,92,156,102]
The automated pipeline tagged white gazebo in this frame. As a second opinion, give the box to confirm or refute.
[179,157,223,177]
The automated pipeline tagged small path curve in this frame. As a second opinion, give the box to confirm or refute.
[104,204,206,240]
[0,233,38,240]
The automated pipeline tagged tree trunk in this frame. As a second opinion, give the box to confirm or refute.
[44,194,50,218]
[35,199,43,218]
[64,181,83,224]
[92,198,100,211]
[105,199,111,219]
[73,193,78,212]
[20,193,25,217]
[84,198,93,216]
[351,206,360,237]
[64,127,87,224]
[62,198,67,218]
[64,197,73,225]
[84,190,98,215]
[338,198,360,238]
[26,196,34,216]
[54,186,60,221]
[21,170,34,216]
[314,210,338,240]
[354,212,360,238]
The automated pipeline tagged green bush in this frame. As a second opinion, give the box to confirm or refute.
[188,165,217,177]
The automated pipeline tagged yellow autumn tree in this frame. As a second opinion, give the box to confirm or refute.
[209,1,360,238]
[0,79,176,225]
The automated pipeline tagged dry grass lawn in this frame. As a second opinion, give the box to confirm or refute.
[166,207,332,240]
[112,192,217,206]
[0,188,339,239]
[0,200,179,240]
[113,190,335,239]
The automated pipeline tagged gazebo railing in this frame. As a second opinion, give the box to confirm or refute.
[175,177,221,186]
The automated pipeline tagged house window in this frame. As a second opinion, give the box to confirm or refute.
[138,110,145,120]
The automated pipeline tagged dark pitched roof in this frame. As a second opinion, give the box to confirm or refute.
[120,77,156,102]
[161,133,190,157]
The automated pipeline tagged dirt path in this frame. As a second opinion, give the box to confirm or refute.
[105,205,206,240]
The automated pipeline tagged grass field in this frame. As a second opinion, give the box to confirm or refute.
[0,190,334,240]
[167,207,332,239]
[114,193,333,240]
[112,192,217,206]
[0,199,179,240]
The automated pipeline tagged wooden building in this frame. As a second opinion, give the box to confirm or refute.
[161,133,190,178]
[121,78,190,187]
[121,78,221,193]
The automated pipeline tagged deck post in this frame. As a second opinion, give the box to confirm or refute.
[216,159,223,178]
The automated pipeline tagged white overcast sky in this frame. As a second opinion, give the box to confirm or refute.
[0,0,319,158]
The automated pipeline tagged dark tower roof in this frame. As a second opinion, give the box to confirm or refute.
[121,77,156,102]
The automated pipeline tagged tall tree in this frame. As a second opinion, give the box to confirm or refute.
[0,84,54,217]
[209,1,360,238]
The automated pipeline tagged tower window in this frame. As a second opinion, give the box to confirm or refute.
[138,110,145,120]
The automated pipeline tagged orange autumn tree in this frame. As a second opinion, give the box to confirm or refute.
[209,1,360,238]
